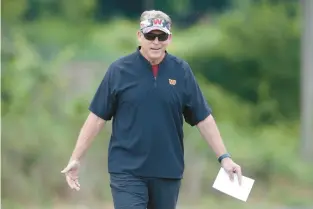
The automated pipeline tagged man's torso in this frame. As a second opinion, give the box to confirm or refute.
[89,48,211,178]
[108,50,187,179]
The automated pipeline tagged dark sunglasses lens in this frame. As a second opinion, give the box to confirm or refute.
[144,33,157,41]
[158,33,169,41]
[144,33,169,41]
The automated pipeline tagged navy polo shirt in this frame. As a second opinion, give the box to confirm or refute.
[89,47,212,179]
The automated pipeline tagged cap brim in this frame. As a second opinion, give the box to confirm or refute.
[142,26,171,34]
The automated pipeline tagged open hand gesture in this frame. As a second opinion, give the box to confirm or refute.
[61,160,81,191]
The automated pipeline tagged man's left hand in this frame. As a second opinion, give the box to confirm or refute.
[221,157,242,185]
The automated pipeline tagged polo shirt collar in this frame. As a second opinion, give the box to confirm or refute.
[136,46,168,66]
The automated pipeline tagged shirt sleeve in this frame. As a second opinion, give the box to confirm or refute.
[88,64,117,121]
[183,62,212,126]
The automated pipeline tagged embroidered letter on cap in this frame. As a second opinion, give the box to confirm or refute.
[153,18,163,26]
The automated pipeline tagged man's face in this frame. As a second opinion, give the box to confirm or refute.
[137,30,172,61]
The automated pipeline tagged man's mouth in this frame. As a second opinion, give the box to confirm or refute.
[151,48,161,50]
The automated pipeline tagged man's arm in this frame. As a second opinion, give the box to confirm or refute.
[196,114,227,158]
[182,62,242,183]
[69,112,106,162]
[61,112,106,191]
[62,64,117,191]
[68,63,117,162]
[196,114,242,184]
[182,62,229,159]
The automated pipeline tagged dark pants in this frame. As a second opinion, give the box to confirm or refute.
[110,173,181,209]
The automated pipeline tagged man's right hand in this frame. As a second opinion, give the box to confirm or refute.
[60,112,106,191]
[61,160,81,191]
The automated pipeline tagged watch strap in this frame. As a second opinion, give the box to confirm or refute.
[218,153,231,163]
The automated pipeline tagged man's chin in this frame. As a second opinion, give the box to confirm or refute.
[149,51,164,59]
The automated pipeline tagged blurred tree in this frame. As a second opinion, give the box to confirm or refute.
[183,1,301,124]
[2,0,28,22]
[4,0,233,24]
[2,1,313,206]
[58,0,96,22]
[300,0,313,161]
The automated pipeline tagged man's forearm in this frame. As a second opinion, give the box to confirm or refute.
[70,112,106,161]
[196,114,228,158]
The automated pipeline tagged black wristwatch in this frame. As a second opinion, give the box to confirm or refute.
[218,153,231,163]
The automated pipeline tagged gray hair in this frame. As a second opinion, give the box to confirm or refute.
[140,10,172,25]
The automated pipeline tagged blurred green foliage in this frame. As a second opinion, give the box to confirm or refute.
[2,0,313,208]
[174,2,301,125]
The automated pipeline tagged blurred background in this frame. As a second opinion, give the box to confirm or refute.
[1,0,313,208]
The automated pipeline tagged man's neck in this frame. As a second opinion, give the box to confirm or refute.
[140,48,165,65]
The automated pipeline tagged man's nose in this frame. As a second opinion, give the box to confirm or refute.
[152,37,159,43]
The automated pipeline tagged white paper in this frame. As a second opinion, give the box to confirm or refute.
[212,167,255,202]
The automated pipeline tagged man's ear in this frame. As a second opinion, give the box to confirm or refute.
[167,34,172,44]
[137,31,142,39]
[136,31,143,45]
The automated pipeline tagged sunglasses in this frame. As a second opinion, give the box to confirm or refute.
[143,32,169,41]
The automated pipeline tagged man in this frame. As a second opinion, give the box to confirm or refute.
[61,10,242,209]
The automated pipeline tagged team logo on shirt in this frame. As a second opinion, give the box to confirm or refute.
[169,79,176,85]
